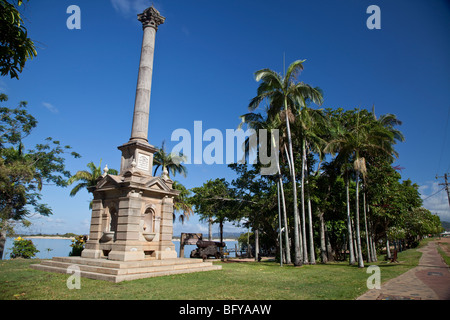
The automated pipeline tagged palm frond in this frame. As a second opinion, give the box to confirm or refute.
[284,60,306,87]
[254,68,283,84]
[69,182,88,197]
[67,170,92,185]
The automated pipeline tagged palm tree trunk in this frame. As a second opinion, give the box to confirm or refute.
[355,170,365,268]
[371,232,378,262]
[277,181,284,265]
[352,219,358,259]
[279,177,291,264]
[306,172,316,264]
[363,191,371,262]
[369,216,378,262]
[346,175,356,265]
[325,224,334,262]
[208,217,212,241]
[284,98,302,266]
[386,237,391,259]
[285,145,302,262]
[219,220,225,258]
[254,226,259,262]
[301,139,309,263]
[319,211,327,263]
[272,133,291,265]
[0,231,6,260]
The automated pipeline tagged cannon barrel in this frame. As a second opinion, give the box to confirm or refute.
[196,240,226,248]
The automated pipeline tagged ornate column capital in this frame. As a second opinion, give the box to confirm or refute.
[138,6,165,30]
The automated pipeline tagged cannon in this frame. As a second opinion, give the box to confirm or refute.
[190,240,226,260]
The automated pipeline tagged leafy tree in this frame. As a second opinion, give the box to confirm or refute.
[228,163,281,261]
[0,0,37,79]
[191,178,238,243]
[0,94,79,259]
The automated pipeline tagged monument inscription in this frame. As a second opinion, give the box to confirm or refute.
[137,153,150,171]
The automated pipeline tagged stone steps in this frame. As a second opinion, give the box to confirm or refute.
[30,257,222,283]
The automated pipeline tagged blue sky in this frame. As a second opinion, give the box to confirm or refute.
[1,0,449,235]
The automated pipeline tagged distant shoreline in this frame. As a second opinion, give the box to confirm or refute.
[23,236,75,240]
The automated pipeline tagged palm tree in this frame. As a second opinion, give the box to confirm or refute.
[239,111,291,264]
[248,60,323,266]
[172,180,193,224]
[153,140,187,179]
[325,109,396,268]
[324,109,357,264]
[293,106,327,264]
[68,160,118,208]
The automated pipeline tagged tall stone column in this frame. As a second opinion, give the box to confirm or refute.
[118,7,165,177]
[130,6,165,143]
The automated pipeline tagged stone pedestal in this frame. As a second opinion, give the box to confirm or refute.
[31,257,221,283]
[80,171,179,262]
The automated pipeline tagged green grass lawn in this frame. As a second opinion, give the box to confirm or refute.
[0,244,423,300]
[437,240,450,266]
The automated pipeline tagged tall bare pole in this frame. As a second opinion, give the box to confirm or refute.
[436,173,450,208]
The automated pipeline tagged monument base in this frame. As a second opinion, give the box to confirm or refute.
[30,256,222,283]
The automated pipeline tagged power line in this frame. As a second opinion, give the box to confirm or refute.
[422,187,445,201]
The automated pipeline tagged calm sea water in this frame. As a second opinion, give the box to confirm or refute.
[3,238,239,260]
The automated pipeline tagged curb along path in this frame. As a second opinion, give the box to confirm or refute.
[357,239,450,300]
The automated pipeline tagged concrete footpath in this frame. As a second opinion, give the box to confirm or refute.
[357,239,450,300]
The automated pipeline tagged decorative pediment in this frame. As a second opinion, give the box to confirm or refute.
[145,177,173,192]
[96,175,124,190]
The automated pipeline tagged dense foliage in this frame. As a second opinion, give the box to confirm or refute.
[189,61,443,266]
[9,236,38,259]
[0,94,80,259]
[0,0,37,79]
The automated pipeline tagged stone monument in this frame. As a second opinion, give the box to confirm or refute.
[31,7,221,282]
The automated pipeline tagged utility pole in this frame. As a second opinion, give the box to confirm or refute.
[436,173,450,207]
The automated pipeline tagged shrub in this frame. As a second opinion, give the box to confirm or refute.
[69,235,86,256]
[10,237,39,259]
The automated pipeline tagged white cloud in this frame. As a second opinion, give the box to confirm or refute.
[42,102,59,114]
[420,180,450,222]
[110,0,162,17]
[111,0,131,14]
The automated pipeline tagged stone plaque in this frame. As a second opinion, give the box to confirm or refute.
[137,153,150,171]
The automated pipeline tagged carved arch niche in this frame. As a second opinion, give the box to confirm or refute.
[141,203,160,243]
[102,201,119,242]
[142,204,156,233]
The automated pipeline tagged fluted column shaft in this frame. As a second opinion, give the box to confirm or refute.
[130,7,165,142]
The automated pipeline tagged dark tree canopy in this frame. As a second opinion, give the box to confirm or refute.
[0,0,37,79]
